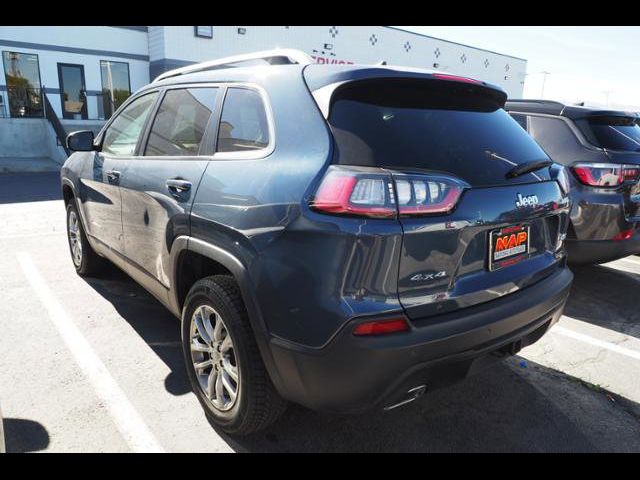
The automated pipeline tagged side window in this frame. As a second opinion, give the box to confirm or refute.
[217,88,270,153]
[528,116,582,164]
[509,113,528,131]
[145,87,219,156]
[102,92,158,156]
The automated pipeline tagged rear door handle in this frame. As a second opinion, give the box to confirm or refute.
[166,179,192,193]
[105,170,121,184]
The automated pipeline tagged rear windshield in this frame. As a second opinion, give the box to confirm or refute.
[327,78,551,186]
[575,116,640,152]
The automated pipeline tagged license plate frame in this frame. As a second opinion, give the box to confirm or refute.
[488,224,531,272]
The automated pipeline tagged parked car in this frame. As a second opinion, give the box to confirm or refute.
[506,100,640,264]
[61,50,573,435]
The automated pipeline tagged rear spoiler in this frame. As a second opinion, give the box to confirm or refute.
[305,68,507,118]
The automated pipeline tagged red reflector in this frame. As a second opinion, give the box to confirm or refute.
[613,229,634,241]
[352,318,410,336]
[432,73,482,85]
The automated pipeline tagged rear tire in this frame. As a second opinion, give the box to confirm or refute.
[66,201,105,276]
[182,275,287,435]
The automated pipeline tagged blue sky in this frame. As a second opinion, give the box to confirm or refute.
[397,26,640,110]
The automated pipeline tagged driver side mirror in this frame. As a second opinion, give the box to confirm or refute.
[66,130,96,152]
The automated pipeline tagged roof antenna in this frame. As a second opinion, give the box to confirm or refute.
[377,60,387,65]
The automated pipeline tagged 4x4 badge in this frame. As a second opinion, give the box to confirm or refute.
[516,193,539,208]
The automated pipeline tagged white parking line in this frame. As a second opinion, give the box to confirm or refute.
[617,256,640,267]
[16,252,165,453]
[552,324,640,361]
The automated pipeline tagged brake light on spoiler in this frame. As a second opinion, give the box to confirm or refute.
[432,73,483,85]
[310,166,469,218]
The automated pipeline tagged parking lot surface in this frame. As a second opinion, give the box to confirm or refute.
[1,172,639,452]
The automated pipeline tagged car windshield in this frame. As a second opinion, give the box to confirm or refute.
[576,115,640,152]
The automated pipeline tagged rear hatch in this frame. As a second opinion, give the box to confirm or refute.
[573,114,640,219]
[316,74,569,320]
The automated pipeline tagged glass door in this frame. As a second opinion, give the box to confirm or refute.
[57,63,87,119]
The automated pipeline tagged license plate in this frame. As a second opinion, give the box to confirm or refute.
[489,224,530,271]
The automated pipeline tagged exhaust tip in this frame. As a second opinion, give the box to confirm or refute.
[384,385,427,411]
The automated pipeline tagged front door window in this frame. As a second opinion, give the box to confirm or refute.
[2,51,43,118]
[58,63,87,120]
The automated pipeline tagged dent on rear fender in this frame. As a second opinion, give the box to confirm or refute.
[249,218,405,347]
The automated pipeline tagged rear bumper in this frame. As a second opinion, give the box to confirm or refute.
[566,237,640,265]
[268,266,573,413]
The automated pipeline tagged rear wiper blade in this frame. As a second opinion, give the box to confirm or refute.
[506,159,553,179]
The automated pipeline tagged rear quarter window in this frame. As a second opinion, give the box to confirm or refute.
[528,116,583,165]
[575,116,640,152]
[509,113,528,131]
[217,88,270,153]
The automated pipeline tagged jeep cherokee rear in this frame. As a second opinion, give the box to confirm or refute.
[506,99,640,264]
[61,51,573,435]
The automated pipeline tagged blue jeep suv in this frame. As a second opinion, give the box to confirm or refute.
[61,50,573,435]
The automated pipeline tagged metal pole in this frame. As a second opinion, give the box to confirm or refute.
[540,71,550,98]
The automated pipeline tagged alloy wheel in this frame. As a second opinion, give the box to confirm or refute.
[190,305,239,412]
[68,210,83,267]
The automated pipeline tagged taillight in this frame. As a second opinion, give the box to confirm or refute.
[311,167,396,218]
[571,163,640,187]
[394,174,466,215]
[310,166,468,218]
[352,317,410,336]
[612,229,634,241]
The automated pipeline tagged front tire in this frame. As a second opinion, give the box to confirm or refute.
[66,201,104,276]
[182,275,287,435]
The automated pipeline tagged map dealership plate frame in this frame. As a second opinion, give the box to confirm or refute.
[488,224,531,271]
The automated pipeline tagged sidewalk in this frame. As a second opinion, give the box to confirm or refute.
[0,157,62,174]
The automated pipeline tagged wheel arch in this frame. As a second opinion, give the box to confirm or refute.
[169,236,289,398]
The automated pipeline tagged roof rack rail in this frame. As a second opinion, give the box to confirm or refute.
[153,49,314,83]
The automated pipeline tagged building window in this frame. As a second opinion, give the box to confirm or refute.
[2,51,43,118]
[100,60,131,120]
[195,26,213,39]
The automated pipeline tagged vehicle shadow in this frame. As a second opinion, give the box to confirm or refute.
[218,356,640,452]
[80,261,640,452]
[3,418,50,453]
[82,266,191,397]
[565,262,640,339]
[0,172,62,204]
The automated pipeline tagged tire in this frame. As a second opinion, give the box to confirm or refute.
[182,275,287,435]
[66,201,105,276]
